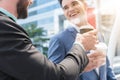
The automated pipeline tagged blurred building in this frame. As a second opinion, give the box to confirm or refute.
[17,0,65,54]
[17,0,94,37]
[17,0,63,37]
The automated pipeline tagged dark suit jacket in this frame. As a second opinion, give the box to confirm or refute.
[0,12,89,80]
[48,27,116,80]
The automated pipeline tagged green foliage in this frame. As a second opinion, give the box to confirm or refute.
[24,24,45,37]
[23,23,49,56]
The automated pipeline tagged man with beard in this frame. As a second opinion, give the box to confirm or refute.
[48,0,116,80]
[0,0,106,80]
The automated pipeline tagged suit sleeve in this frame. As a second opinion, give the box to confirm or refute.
[0,20,89,80]
[106,57,117,80]
[48,37,66,63]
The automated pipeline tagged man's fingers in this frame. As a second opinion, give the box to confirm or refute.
[89,50,106,57]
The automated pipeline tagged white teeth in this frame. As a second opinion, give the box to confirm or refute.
[70,13,77,17]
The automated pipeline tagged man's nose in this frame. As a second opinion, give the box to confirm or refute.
[68,6,74,11]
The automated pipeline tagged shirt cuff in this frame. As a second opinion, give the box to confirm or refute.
[73,42,85,51]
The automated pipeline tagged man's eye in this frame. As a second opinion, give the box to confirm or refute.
[72,2,78,6]
[63,6,68,10]
[72,3,76,6]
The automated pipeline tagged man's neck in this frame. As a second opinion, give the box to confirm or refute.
[0,8,17,21]
[76,21,88,27]
[0,2,17,18]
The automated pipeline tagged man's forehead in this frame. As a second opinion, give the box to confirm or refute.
[62,0,84,4]
[62,0,82,5]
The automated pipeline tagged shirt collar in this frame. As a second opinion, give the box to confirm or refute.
[70,23,80,33]
[0,8,17,22]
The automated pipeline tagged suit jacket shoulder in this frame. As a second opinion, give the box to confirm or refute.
[0,13,89,80]
[51,27,77,51]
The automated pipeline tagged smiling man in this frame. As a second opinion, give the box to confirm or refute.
[48,0,116,80]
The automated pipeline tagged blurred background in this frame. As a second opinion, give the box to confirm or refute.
[17,0,120,79]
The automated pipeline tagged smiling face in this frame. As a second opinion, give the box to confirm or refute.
[17,0,33,19]
[62,0,88,26]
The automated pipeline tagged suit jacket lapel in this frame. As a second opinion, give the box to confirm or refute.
[99,65,107,80]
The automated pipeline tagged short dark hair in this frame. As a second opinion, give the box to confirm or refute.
[58,0,85,6]
[58,0,62,6]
